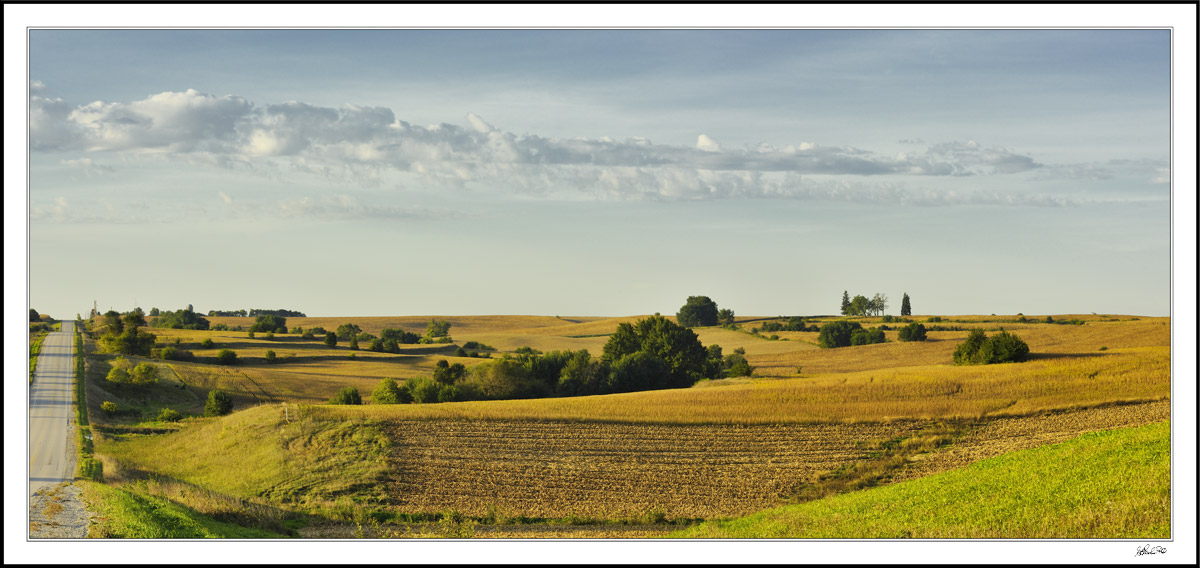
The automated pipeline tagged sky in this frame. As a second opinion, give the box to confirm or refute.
[15,22,1186,322]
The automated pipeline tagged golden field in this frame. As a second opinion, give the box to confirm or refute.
[87,313,1172,537]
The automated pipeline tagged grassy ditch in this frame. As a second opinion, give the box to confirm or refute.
[77,480,286,538]
[670,420,1170,539]
[74,329,102,481]
[29,331,48,384]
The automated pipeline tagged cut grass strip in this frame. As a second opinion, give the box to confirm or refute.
[669,420,1169,539]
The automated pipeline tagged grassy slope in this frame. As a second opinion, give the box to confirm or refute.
[670,420,1170,539]
[78,480,285,538]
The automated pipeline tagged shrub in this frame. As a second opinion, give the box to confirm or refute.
[1099,346,1108,351]
[463,341,496,351]
[372,378,405,404]
[101,401,118,416]
[302,331,315,340]
[927,316,943,323]
[200,338,214,348]
[265,349,277,363]
[216,349,237,365]
[897,322,928,342]
[212,323,229,331]
[158,408,182,422]
[324,332,337,347]
[328,386,363,405]
[455,347,467,357]
[850,327,886,346]
[106,367,131,383]
[247,331,256,339]
[953,330,1029,365]
[205,390,234,416]
[818,320,863,348]
[724,353,754,377]
[265,331,275,340]
[130,363,158,384]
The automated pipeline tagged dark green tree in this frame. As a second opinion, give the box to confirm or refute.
[897,322,927,342]
[426,319,452,338]
[818,320,864,348]
[717,308,736,327]
[101,310,124,335]
[204,390,234,417]
[900,293,912,317]
[324,332,338,347]
[216,348,238,365]
[149,307,160,317]
[265,349,277,363]
[249,314,288,334]
[603,315,713,388]
[123,308,147,329]
[676,296,719,328]
[349,335,359,350]
[555,351,610,397]
[372,378,406,404]
[30,309,40,322]
[336,323,362,340]
[433,359,467,385]
[840,291,851,316]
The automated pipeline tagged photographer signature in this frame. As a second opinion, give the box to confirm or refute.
[1135,544,1166,557]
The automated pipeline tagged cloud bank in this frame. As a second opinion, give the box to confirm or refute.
[31,86,1056,203]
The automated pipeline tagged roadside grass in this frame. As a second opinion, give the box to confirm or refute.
[670,420,1170,539]
[29,330,49,384]
[95,404,393,519]
[77,480,287,538]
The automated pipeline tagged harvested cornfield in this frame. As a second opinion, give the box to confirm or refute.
[384,419,916,519]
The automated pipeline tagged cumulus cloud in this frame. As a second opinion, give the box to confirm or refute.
[31,86,1057,204]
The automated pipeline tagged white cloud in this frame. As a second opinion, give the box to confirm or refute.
[31,87,1061,205]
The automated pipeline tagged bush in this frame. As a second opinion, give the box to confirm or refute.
[897,322,928,342]
[205,390,234,416]
[818,320,863,348]
[462,341,496,351]
[265,350,277,363]
[850,327,886,346]
[927,316,943,323]
[101,401,118,416]
[328,386,362,405]
[407,376,442,403]
[200,338,215,348]
[372,378,408,404]
[130,363,158,384]
[302,331,315,340]
[724,353,754,377]
[158,408,182,422]
[324,332,338,347]
[212,323,229,331]
[106,367,130,383]
[953,330,1029,365]
[157,346,194,361]
[216,349,237,365]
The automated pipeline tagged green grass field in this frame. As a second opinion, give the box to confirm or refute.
[670,420,1170,539]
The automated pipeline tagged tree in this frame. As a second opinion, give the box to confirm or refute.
[372,378,407,404]
[149,307,160,317]
[871,293,888,317]
[555,351,610,397]
[433,359,467,385]
[264,349,277,363]
[328,386,363,405]
[102,327,157,356]
[848,295,870,317]
[130,363,158,384]
[123,308,147,329]
[840,291,851,316]
[717,308,736,327]
[426,319,452,338]
[850,327,886,346]
[724,352,754,377]
[897,322,927,342]
[30,309,40,323]
[101,310,124,335]
[336,323,362,340]
[818,320,864,348]
[952,330,989,365]
[348,335,359,350]
[152,309,210,330]
[216,348,238,365]
[249,314,287,334]
[676,296,719,328]
[324,332,338,347]
[603,315,713,388]
[900,293,912,317]
[205,390,234,417]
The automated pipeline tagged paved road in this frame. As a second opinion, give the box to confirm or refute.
[29,320,76,499]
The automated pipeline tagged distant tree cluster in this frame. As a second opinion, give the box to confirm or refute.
[249,308,306,317]
[758,317,819,333]
[97,309,157,356]
[208,309,248,317]
[376,315,726,405]
[897,322,928,342]
[248,314,288,334]
[426,319,452,338]
[104,357,159,385]
[840,291,889,317]
[817,320,885,348]
[953,330,1030,365]
[152,308,211,330]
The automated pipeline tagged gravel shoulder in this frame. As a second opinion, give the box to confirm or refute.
[29,482,93,539]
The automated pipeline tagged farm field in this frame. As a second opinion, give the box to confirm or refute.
[85,313,1172,538]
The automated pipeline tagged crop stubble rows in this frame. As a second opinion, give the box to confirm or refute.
[384,419,915,519]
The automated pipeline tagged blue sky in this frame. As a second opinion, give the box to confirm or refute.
[18,28,1180,318]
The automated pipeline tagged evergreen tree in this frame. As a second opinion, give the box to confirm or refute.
[901,293,912,317]
[840,291,851,316]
